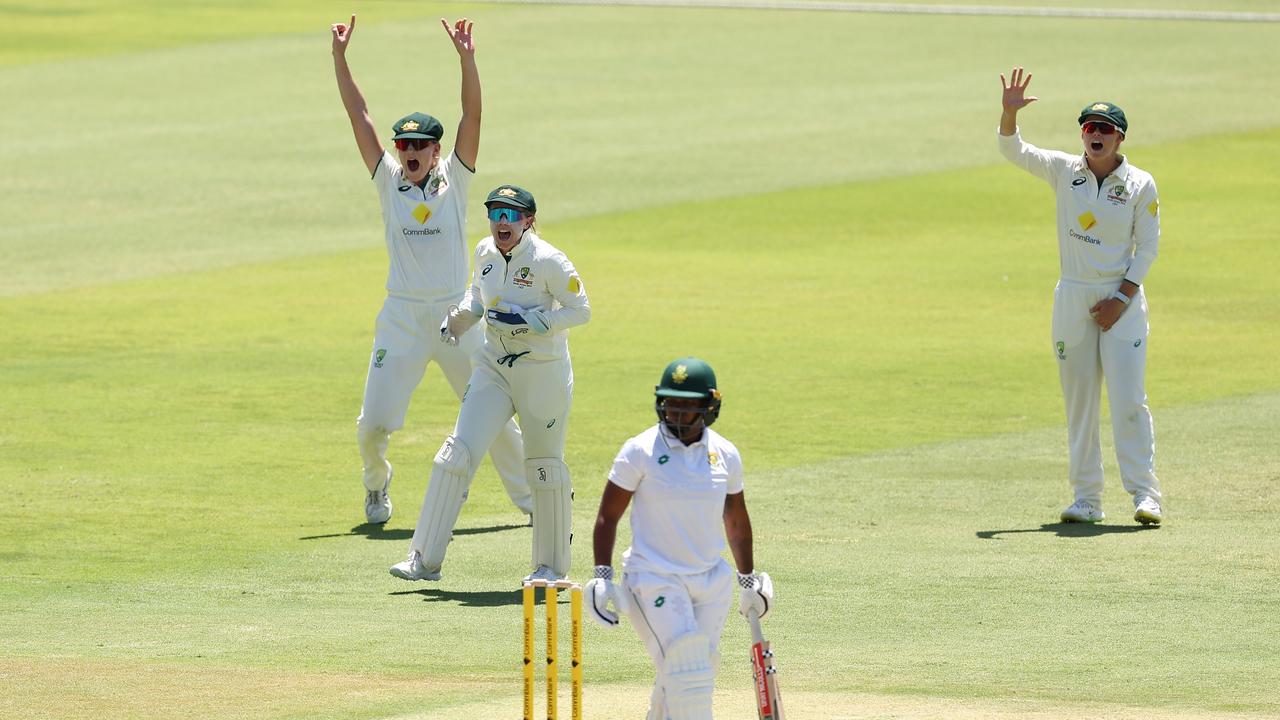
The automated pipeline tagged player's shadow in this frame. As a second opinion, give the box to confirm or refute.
[299,521,527,542]
[976,523,1161,540]
[389,587,525,607]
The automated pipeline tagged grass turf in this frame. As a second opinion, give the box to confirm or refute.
[3,2,1280,718]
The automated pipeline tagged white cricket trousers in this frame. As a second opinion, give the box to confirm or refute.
[1053,279,1161,507]
[451,354,573,464]
[356,296,528,509]
[623,561,735,720]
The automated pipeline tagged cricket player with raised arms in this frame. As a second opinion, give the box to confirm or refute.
[392,184,590,582]
[586,358,774,720]
[998,67,1164,525]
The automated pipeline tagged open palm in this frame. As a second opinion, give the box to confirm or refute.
[1001,66,1038,112]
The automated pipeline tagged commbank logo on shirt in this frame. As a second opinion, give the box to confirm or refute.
[412,204,432,224]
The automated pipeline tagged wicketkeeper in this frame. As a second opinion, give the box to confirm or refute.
[586,358,773,720]
[391,185,591,582]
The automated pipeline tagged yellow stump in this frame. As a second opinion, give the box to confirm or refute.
[570,585,583,720]
[546,583,559,720]
[522,583,535,720]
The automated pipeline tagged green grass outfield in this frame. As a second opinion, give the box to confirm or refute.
[3,3,1279,719]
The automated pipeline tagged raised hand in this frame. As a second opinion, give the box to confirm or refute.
[441,17,476,56]
[1000,66,1038,113]
[331,14,356,56]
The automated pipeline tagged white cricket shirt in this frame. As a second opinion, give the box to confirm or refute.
[608,424,745,576]
[464,230,590,364]
[999,129,1160,285]
[373,150,473,302]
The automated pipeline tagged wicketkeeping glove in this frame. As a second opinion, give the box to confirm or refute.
[585,566,629,628]
[439,301,482,345]
[737,571,773,620]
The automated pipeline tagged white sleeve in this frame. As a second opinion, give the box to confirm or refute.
[461,243,486,314]
[607,442,643,492]
[1126,177,1160,285]
[372,150,401,190]
[997,128,1073,191]
[724,443,744,494]
[541,254,591,332]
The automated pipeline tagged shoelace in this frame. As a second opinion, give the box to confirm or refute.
[497,351,530,368]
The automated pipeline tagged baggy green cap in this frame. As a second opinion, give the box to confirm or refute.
[391,112,444,141]
[484,185,537,213]
[1077,102,1128,133]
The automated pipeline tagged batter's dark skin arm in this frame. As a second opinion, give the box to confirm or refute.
[724,491,754,574]
[593,481,634,567]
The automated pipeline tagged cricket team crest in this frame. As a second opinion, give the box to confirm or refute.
[1106,185,1129,206]
[374,348,387,368]
[400,119,421,132]
[672,364,689,384]
[513,266,534,288]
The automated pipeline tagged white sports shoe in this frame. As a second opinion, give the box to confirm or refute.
[364,466,393,524]
[524,565,565,583]
[1134,496,1163,525]
[389,550,442,581]
[1060,500,1105,524]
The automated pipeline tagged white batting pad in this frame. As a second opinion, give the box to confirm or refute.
[528,457,572,576]
[661,632,715,720]
[411,436,473,571]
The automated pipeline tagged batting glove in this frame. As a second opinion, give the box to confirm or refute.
[737,571,773,620]
[585,566,629,628]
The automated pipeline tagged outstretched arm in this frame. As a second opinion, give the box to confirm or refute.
[441,18,481,170]
[999,66,1038,137]
[331,15,383,176]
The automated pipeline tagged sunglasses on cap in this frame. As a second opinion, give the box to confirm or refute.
[394,138,437,152]
[1081,121,1120,135]
[488,207,525,223]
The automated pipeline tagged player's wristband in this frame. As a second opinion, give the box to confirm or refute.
[593,565,614,580]
[737,571,757,589]
[1110,290,1131,306]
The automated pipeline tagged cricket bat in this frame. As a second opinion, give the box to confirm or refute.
[747,609,784,720]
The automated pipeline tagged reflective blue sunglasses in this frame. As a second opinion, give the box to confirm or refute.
[487,207,525,223]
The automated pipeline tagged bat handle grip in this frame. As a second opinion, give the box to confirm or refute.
[746,608,765,643]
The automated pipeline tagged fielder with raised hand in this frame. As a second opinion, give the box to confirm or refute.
[391,185,591,583]
[998,67,1164,525]
[587,358,772,720]
[330,16,530,528]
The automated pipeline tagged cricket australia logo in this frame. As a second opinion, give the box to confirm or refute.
[1056,342,1065,360]
[1107,185,1129,206]
[374,348,387,368]
[513,266,534,288]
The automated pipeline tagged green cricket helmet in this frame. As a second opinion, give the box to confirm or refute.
[654,357,722,433]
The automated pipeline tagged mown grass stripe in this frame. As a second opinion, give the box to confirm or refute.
[448,0,1280,23]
